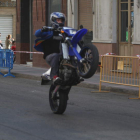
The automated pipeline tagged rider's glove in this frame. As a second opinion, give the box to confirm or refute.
[51,23,59,30]
[41,26,50,32]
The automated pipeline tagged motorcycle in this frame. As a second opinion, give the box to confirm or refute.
[42,26,99,114]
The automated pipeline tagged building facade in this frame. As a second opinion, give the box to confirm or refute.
[93,0,140,58]
[68,0,140,59]
[16,0,67,67]
[0,0,16,47]
[16,0,140,68]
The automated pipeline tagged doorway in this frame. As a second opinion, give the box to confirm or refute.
[119,0,134,56]
[0,16,13,48]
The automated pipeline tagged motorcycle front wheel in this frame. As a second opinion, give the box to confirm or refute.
[78,43,99,79]
[49,85,70,114]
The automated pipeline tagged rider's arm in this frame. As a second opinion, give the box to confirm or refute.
[35,29,47,38]
[35,26,54,38]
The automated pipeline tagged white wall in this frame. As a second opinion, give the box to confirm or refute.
[67,0,78,29]
[92,0,117,43]
[133,0,140,44]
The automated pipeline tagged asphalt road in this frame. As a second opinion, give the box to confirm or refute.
[0,77,140,140]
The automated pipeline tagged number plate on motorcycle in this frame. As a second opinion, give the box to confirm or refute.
[69,30,76,35]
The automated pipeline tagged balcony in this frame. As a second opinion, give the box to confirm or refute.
[0,0,16,7]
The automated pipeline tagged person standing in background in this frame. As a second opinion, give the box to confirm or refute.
[5,34,14,49]
[0,40,3,49]
[0,33,3,49]
[11,40,16,62]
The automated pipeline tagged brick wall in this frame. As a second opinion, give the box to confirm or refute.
[33,0,67,68]
[16,0,67,68]
[78,0,93,44]
[16,0,21,64]
[32,0,46,34]
[62,0,67,26]
[78,0,93,31]
[16,0,30,64]
[32,0,48,68]
[16,0,47,66]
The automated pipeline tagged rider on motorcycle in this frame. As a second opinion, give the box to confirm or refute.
[35,12,66,85]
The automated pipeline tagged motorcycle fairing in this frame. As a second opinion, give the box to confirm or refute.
[62,27,77,37]
[71,28,87,44]
[68,28,88,61]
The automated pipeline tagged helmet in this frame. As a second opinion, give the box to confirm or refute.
[50,12,66,27]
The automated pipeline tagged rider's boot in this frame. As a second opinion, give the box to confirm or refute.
[41,73,51,80]
[53,75,62,85]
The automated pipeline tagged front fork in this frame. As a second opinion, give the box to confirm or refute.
[52,85,70,100]
[52,85,60,99]
[62,42,84,63]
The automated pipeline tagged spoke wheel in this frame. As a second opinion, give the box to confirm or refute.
[49,85,70,114]
[78,44,99,78]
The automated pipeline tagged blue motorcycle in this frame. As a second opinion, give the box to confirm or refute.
[42,27,99,114]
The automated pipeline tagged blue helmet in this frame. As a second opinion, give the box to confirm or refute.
[50,12,66,27]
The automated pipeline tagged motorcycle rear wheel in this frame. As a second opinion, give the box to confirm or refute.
[78,43,99,79]
[49,85,70,114]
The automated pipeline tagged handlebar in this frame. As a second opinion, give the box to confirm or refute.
[41,26,63,32]
[41,26,54,32]
[41,26,65,41]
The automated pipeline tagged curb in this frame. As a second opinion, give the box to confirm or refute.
[0,71,41,81]
[1,71,139,96]
[11,73,41,81]
[78,81,139,96]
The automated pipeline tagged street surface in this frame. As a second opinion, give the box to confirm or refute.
[0,77,140,140]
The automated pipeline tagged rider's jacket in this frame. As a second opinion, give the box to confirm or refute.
[34,29,61,59]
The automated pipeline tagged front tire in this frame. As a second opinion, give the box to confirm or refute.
[78,43,99,78]
[49,85,70,114]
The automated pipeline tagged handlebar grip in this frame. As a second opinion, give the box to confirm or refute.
[41,26,54,32]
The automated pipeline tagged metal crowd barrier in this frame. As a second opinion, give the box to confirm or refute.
[0,49,15,77]
[93,55,140,99]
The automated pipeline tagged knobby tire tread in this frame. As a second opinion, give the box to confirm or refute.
[79,44,99,78]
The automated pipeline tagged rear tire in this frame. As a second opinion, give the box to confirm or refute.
[49,85,70,114]
[78,43,99,78]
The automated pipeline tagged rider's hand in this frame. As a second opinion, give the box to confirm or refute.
[51,23,59,30]
[41,26,50,32]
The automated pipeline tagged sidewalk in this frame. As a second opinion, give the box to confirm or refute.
[0,64,139,96]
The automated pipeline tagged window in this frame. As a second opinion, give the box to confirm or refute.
[120,0,134,42]
[47,0,61,25]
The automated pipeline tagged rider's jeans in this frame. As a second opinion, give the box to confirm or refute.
[45,53,60,79]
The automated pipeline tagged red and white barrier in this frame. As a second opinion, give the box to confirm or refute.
[14,51,118,56]
[105,53,116,55]
[136,55,140,59]
[13,51,43,54]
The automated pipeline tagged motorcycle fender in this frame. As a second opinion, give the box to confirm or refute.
[76,44,81,53]
[62,43,70,60]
